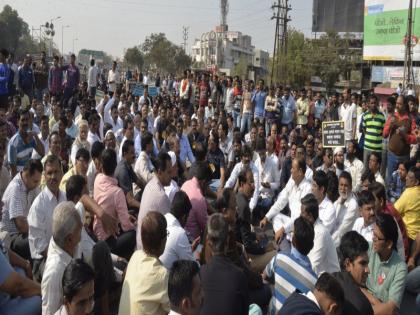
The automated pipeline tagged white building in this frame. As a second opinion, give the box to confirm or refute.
[192,27,267,75]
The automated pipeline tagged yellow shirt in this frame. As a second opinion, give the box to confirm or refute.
[118,250,170,315]
[59,167,77,192]
[394,186,420,239]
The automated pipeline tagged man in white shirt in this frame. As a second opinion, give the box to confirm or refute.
[41,201,83,315]
[338,88,357,142]
[331,171,359,247]
[260,157,312,247]
[87,114,102,147]
[344,140,364,192]
[254,138,279,218]
[352,190,376,242]
[311,170,336,234]
[224,145,259,212]
[87,59,99,98]
[107,61,120,97]
[135,131,155,187]
[300,194,340,276]
[28,155,66,282]
[160,191,195,269]
[31,115,49,160]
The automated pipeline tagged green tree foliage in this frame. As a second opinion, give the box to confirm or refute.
[0,5,59,58]
[270,29,361,91]
[140,33,191,74]
[124,46,144,69]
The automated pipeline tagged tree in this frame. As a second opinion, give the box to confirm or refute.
[0,5,28,54]
[140,33,191,74]
[124,46,144,69]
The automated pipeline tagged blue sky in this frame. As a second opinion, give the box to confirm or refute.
[1,0,313,57]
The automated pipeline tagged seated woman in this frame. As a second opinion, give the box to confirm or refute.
[363,213,408,315]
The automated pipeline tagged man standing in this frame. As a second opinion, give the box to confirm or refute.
[252,79,266,123]
[280,86,296,130]
[48,56,63,98]
[8,108,45,176]
[18,55,35,102]
[383,95,417,184]
[108,61,120,97]
[33,51,49,101]
[344,140,364,192]
[0,48,9,110]
[87,58,99,98]
[361,94,385,166]
[339,88,357,144]
[62,54,80,107]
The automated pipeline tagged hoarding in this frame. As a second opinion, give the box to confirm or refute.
[364,0,420,61]
[322,121,345,148]
[312,0,364,33]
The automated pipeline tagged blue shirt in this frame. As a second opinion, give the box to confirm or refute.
[179,134,196,164]
[388,170,405,202]
[314,100,325,120]
[252,90,267,118]
[265,246,317,314]
[0,63,9,95]
[7,132,36,171]
[281,95,296,124]
[18,66,34,92]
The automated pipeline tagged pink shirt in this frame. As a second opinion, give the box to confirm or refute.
[181,177,207,240]
[93,173,134,240]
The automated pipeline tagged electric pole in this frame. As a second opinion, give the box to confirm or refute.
[403,0,414,89]
[270,0,291,85]
[182,26,189,54]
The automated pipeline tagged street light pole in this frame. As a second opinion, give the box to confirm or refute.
[72,38,78,54]
[61,25,70,56]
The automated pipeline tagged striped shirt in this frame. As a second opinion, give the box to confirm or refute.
[0,173,40,234]
[265,246,317,314]
[7,132,36,171]
[362,111,385,152]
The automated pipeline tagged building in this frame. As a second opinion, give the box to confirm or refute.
[191,27,268,78]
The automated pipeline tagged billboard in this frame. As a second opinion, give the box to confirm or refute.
[312,0,364,33]
[364,0,420,61]
[371,65,420,87]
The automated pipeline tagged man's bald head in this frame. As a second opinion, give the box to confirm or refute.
[141,211,167,257]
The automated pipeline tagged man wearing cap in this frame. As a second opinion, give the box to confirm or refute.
[333,147,350,177]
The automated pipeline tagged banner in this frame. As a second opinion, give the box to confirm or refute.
[364,0,420,61]
[322,121,345,148]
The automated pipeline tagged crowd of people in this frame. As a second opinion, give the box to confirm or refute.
[0,46,420,315]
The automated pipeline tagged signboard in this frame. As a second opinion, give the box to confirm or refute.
[371,66,420,86]
[312,0,364,33]
[364,0,420,61]
[322,120,345,148]
[132,84,144,97]
[148,86,158,97]
[95,89,104,102]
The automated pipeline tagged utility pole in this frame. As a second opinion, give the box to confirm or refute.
[270,0,291,85]
[403,0,414,89]
[182,26,189,54]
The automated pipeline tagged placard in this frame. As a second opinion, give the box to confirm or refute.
[322,120,345,147]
